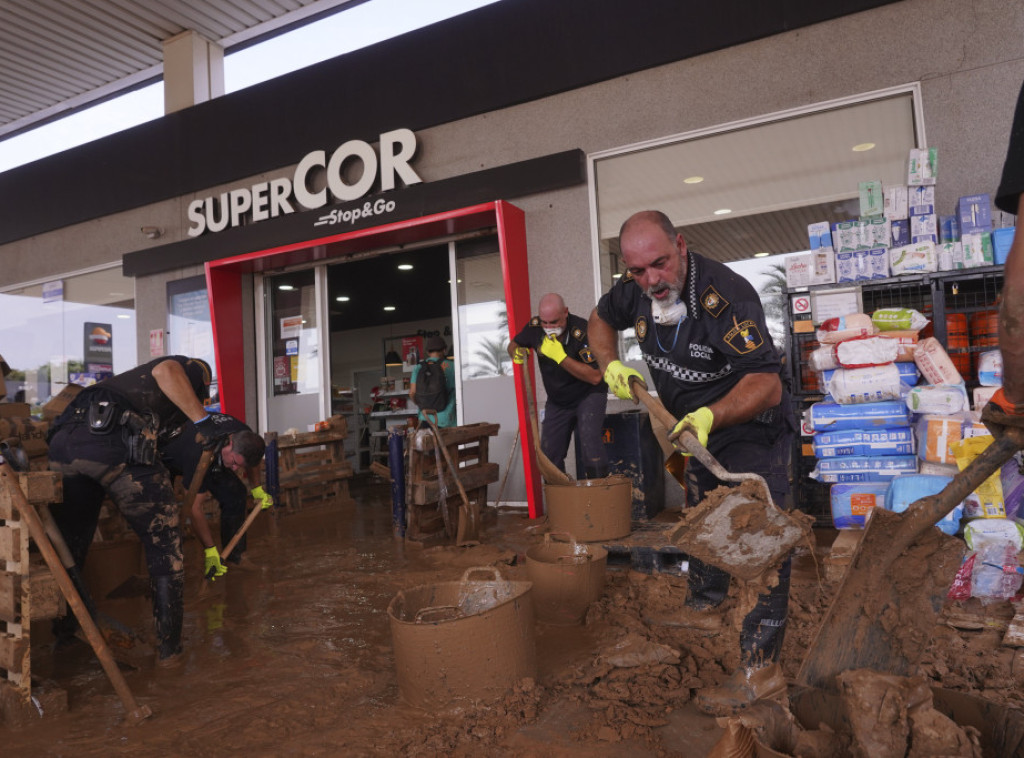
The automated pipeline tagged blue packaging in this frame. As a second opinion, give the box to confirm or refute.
[822,363,919,388]
[813,427,916,458]
[885,474,963,535]
[957,193,992,235]
[940,215,959,242]
[831,483,889,529]
[992,227,1015,265]
[890,219,910,247]
[811,455,918,483]
[810,401,912,431]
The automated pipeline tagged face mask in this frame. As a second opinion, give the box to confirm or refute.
[651,298,688,326]
[543,326,563,337]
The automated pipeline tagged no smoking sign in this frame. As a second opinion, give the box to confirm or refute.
[791,295,811,315]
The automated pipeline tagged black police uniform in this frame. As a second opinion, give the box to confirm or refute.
[597,250,796,665]
[513,313,609,479]
[47,355,209,659]
[161,415,252,563]
[997,78,1024,214]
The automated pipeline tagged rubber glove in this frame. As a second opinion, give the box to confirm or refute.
[204,546,228,580]
[671,406,715,451]
[512,346,529,365]
[251,485,274,510]
[539,335,567,364]
[193,412,234,449]
[604,360,644,401]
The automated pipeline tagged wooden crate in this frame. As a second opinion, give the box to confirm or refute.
[272,422,355,511]
[0,471,66,706]
[406,422,500,540]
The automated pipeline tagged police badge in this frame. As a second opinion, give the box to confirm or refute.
[635,316,648,342]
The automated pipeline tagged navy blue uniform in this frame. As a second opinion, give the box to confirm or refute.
[514,313,608,478]
[597,250,795,665]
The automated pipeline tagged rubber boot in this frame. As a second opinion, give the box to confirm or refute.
[694,662,787,716]
[151,573,184,666]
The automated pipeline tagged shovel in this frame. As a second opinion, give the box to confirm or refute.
[798,424,1024,690]
[520,360,573,486]
[630,379,812,581]
[423,411,480,546]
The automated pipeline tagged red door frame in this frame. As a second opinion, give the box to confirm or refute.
[204,200,545,517]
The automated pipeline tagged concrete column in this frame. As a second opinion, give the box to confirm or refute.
[162,30,225,114]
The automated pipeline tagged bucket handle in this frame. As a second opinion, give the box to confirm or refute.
[546,531,587,557]
[414,605,463,623]
[459,565,503,584]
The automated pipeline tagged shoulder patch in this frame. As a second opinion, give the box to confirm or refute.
[701,286,729,318]
[723,319,764,354]
[622,270,634,282]
[635,316,648,342]
[578,347,596,364]
[571,327,583,341]
[529,316,540,327]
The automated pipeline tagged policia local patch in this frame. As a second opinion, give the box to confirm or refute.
[724,318,763,354]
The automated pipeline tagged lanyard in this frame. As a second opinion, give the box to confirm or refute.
[654,318,684,354]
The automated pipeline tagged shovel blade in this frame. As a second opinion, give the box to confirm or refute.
[797,507,964,690]
[670,491,812,581]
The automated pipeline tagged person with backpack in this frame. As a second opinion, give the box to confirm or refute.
[508,292,609,479]
[410,335,456,427]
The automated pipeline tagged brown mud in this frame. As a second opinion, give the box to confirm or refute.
[2,479,1021,757]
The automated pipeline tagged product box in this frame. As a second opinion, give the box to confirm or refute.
[908,147,938,186]
[962,232,994,268]
[832,221,863,252]
[916,414,963,464]
[937,241,964,271]
[889,241,937,275]
[940,215,959,242]
[883,185,908,221]
[810,249,836,285]
[785,253,812,288]
[868,247,889,278]
[911,214,938,243]
[957,193,992,235]
[909,185,935,216]
[863,218,889,248]
[859,180,884,218]
[889,219,910,247]
[835,250,858,282]
[813,427,916,458]
[808,221,833,251]
[991,227,1015,265]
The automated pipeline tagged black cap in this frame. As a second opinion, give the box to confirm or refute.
[425,336,446,353]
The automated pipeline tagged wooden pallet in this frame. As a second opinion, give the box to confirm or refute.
[0,472,66,707]
[406,422,500,540]
[272,421,355,511]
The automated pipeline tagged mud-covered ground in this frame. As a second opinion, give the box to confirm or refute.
[3,478,1022,757]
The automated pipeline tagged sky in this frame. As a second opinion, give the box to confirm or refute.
[0,0,502,174]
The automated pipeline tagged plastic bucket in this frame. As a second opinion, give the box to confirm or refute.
[945,312,970,377]
[545,475,632,542]
[387,566,536,708]
[525,532,607,625]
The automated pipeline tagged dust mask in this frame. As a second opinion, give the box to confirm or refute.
[543,326,563,337]
[651,299,688,326]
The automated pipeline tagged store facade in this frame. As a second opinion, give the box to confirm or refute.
[1,0,1021,515]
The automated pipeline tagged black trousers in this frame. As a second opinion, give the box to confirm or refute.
[684,434,793,666]
[542,392,608,479]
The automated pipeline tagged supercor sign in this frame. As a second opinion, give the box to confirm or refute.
[186,128,422,237]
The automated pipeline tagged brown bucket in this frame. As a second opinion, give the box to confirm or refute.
[545,475,632,542]
[387,566,537,708]
[525,532,607,625]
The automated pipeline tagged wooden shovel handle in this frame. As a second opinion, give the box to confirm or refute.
[220,500,263,561]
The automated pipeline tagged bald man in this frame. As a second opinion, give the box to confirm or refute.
[508,293,609,479]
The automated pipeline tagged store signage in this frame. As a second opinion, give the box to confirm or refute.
[186,128,422,238]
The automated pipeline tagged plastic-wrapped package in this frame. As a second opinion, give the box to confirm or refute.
[809,343,839,373]
[871,307,930,332]
[964,517,1024,552]
[816,313,877,344]
[830,483,888,528]
[809,400,911,431]
[952,435,1006,518]
[821,363,918,392]
[914,337,964,385]
[885,474,963,536]
[810,455,918,483]
[879,330,919,362]
[970,543,1022,603]
[977,350,1003,386]
[813,426,915,458]
[905,384,969,415]
[1001,453,1024,521]
[833,336,901,368]
[916,414,964,465]
[827,365,905,404]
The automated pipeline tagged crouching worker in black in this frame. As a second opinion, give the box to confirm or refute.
[160,416,269,579]
[47,356,219,665]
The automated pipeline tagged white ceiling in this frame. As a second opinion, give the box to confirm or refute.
[0,0,358,138]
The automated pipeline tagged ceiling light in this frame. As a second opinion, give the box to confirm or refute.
[852,142,876,152]
[683,176,704,184]
[278,284,295,291]
[397,264,413,271]
[383,305,396,311]
[117,313,132,319]
[384,350,403,366]
[612,273,622,279]
[754,252,770,258]
[336,296,350,302]
[713,208,732,216]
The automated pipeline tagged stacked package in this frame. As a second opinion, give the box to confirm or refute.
[807,312,919,528]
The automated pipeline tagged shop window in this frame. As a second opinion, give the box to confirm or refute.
[0,265,136,409]
[166,275,218,404]
[455,240,510,380]
[267,270,320,396]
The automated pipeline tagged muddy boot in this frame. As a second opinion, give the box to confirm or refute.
[643,605,722,632]
[695,662,787,716]
[151,573,184,666]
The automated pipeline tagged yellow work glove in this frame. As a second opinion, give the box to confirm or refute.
[251,485,274,510]
[603,360,644,401]
[512,346,529,365]
[671,407,715,451]
[539,335,567,364]
[203,546,227,580]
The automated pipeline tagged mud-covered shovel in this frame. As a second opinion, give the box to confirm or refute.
[798,425,1024,690]
[630,379,812,581]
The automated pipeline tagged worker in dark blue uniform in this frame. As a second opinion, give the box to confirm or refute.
[47,355,234,664]
[589,210,795,716]
[508,292,608,479]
